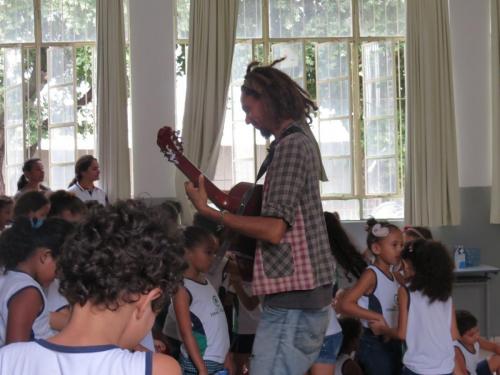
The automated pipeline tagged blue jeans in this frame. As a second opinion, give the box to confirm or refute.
[249,304,329,375]
[356,331,402,375]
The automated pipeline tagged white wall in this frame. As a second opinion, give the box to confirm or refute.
[449,0,492,188]
[129,0,177,198]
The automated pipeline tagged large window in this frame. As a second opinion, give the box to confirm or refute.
[176,0,406,220]
[0,0,97,194]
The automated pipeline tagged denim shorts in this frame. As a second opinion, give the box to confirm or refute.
[314,332,343,364]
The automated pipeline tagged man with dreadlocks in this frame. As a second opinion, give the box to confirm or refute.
[185,59,335,375]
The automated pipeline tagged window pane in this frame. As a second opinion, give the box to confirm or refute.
[272,42,304,88]
[6,126,24,166]
[269,0,352,38]
[213,144,233,191]
[49,47,74,86]
[232,43,253,83]
[50,126,75,164]
[319,120,351,157]
[49,86,74,124]
[234,158,255,184]
[176,0,190,40]
[363,197,403,219]
[362,42,395,118]
[317,42,349,86]
[237,0,262,39]
[42,0,96,42]
[322,158,352,195]
[50,164,74,191]
[5,87,23,127]
[366,158,397,194]
[6,166,19,196]
[365,118,395,157]
[76,46,95,152]
[322,199,360,221]
[359,0,406,37]
[0,0,35,43]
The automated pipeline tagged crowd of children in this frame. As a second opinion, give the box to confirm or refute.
[0,175,498,375]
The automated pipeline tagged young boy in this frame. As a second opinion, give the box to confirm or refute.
[455,310,500,375]
[0,201,186,375]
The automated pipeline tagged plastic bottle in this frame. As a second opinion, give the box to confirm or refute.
[454,245,466,269]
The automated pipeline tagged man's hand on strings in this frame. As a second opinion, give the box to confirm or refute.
[185,174,209,214]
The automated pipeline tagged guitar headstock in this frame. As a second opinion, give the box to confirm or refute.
[157,126,184,164]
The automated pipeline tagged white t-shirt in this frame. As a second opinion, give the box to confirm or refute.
[0,270,56,346]
[176,278,229,364]
[403,291,454,374]
[0,339,152,375]
[67,182,108,206]
[358,265,398,329]
[46,279,69,312]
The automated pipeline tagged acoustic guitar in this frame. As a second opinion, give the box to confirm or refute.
[157,126,262,279]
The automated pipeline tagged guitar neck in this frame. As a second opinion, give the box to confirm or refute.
[174,153,236,210]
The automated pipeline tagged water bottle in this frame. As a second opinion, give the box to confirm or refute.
[454,245,466,269]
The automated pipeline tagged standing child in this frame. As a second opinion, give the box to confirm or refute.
[371,239,458,375]
[0,201,185,374]
[173,226,230,375]
[0,217,72,345]
[455,310,500,375]
[339,218,403,375]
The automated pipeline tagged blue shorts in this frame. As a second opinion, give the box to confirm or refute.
[477,359,492,375]
[314,332,343,365]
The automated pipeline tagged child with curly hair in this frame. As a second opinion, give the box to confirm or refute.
[0,201,185,375]
[371,239,459,375]
[339,218,404,375]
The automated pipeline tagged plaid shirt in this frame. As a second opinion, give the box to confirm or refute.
[252,125,335,296]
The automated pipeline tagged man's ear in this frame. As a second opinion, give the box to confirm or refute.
[135,288,162,319]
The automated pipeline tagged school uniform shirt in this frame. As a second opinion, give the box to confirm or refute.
[0,270,56,346]
[177,278,230,364]
[0,339,153,375]
[67,182,108,206]
[404,291,454,374]
[454,340,482,375]
[358,265,399,329]
[46,279,69,312]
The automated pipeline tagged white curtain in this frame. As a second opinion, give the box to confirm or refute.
[96,0,131,202]
[175,0,239,222]
[491,0,500,223]
[405,0,460,226]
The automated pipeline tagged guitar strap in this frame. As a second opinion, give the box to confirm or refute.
[208,124,304,279]
[255,124,304,182]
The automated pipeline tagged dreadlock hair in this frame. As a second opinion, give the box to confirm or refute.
[401,239,454,303]
[365,217,401,251]
[241,58,318,125]
[324,211,366,281]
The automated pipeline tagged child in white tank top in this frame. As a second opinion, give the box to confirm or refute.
[0,217,73,345]
[173,226,230,375]
[339,219,404,375]
[371,239,459,375]
[454,310,500,375]
[0,201,185,375]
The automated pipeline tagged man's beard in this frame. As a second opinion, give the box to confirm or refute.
[259,128,272,139]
